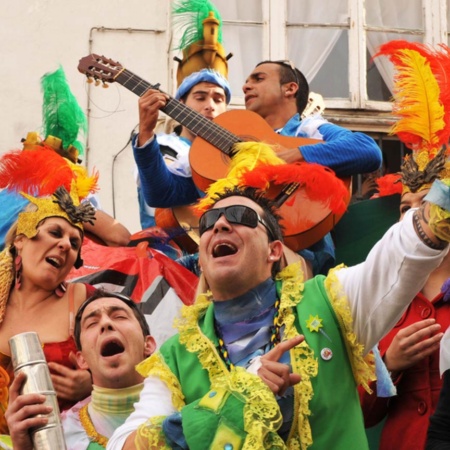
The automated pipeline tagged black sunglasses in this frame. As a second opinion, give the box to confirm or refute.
[273,60,300,86]
[199,205,274,239]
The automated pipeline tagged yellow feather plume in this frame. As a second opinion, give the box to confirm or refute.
[390,49,445,150]
[67,161,99,201]
[197,141,284,210]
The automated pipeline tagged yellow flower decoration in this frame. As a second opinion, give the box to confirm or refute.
[306,314,323,333]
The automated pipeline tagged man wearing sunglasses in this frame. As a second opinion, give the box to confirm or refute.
[108,184,450,450]
[5,290,167,450]
[243,60,383,276]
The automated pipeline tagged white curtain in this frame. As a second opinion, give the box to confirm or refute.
[365,0,423,94]
[286,1,347,84]
[213,0,264,98]
[213,0,423,98]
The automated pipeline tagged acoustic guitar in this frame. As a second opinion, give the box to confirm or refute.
[153,205,199,254]
[78,54,351,251]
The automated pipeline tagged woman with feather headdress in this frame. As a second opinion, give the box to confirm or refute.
[0,146,99,438]
[0,66,131,251]
[0,65,114,441]
[359,40,450,450]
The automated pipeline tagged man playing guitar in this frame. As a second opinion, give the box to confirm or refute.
[134,69,230,216]
[242,60,383,274]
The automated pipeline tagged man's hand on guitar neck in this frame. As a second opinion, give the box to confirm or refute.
[276,146,305,164]
[138,89,170,146]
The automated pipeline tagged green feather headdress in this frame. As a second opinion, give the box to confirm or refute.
[172,0,230,85]
[41,66,87,158]
[172,0,223,50]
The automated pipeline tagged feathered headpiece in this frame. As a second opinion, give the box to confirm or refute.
[172,0,232,86]
[0,147,98,326]
[195,140,349,250]
[22,66,88,163]
[0,148,98,238]
[375,40,450,194]
[375,173,403,197]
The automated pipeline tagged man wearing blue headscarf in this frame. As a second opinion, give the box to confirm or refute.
[133,69,231,219]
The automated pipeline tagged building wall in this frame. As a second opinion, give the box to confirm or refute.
[1,0,172,233]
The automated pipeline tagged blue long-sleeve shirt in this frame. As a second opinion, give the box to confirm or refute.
[279,114,382,177]
[135,114,382,209]
[133,135,201,208]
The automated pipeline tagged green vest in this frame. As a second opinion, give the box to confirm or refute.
[87,442,105,450]
[159,275,369,449]
[295,275,368,450]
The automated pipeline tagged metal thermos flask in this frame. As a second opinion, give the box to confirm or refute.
[9,331,67,449]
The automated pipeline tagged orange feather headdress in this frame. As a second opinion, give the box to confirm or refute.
[0,147,98,238]
[375,40,450,195]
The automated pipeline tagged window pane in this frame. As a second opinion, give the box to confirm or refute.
[288,28,349,99]
[367,31,422,100]
[213,0,262,22]
[222,24,264,97]
[287,0,348,24]
[366,46,391,102]
[201,0,263,97]
[366,0,423,29]
[286,0,349,100]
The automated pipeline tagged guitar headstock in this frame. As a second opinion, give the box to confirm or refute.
[78,54,124,86]
[301,92,326,119]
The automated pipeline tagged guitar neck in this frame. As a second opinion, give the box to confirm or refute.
[116,68,240,154]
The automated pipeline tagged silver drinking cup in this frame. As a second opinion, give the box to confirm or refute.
[9,332,67,450]
[9,331,46,371]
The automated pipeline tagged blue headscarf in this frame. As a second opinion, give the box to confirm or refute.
[175,69,231,104]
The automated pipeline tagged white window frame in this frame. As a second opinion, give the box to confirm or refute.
[220,0,448,113]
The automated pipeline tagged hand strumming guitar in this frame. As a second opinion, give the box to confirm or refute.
[275,146,306,164]
[138,89,170,146]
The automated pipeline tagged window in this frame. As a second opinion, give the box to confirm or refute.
[212,0,448,114]
[208,0,448,169]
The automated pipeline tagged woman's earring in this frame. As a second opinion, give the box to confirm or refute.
[54,281,67,298]
[14,255,22,290]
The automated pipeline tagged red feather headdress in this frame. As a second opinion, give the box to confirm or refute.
[0,147,98,238]
[374,40,450,194]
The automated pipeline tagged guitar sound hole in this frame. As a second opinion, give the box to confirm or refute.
[221,152,232,165]
[228,135,260,160]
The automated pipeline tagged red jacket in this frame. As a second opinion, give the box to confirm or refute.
[359,292,450,450]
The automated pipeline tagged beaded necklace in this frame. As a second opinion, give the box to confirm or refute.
[79,404,108,448]
[216,299,281,369]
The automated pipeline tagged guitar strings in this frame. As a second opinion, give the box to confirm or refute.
[119,70,241,155]
[82,77,126,119]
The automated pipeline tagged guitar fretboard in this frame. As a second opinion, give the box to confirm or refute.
[116,69,241,155]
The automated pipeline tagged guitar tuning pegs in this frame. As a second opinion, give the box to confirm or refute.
[86,77,94,84]
[102,82,109,89]
[94,79,101,87]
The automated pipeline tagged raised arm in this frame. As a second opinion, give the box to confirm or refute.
[133,136,200,208]
[337,201,448,353]
[85,209,131,247]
